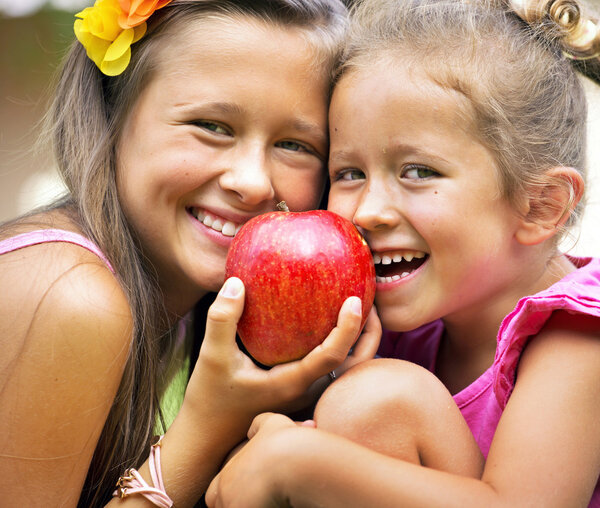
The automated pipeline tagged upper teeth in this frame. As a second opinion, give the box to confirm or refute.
[373,250,426,264]
[193,209,242,237]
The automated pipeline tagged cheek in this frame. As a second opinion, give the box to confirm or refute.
[276,168,326,211]
[407,197,449,234]
[327,191,357,222]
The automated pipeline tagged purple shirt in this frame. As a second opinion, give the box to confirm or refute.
[378,257,600,506]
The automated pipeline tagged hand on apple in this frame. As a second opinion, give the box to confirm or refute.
[181,276,368,446]
[295,304,381,416]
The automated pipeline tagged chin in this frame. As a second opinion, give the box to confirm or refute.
[378,307,424,333]
[183,269,226,300]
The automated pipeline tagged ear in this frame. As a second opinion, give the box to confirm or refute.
[515,166,584,246]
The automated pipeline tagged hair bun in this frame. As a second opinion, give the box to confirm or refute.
[509,0,600,59]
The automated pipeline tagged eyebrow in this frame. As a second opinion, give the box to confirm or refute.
[173,101,245,116]
[330,143,451,166]
[288,119,328,147]
[329,149,354,164]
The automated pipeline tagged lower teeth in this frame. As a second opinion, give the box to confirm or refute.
[376,272,411,283]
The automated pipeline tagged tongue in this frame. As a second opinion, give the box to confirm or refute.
[376,257,426,278]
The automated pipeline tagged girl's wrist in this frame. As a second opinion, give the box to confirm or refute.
[155,402,252,504]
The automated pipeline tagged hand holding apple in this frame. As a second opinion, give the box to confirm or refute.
[225,205,375,366]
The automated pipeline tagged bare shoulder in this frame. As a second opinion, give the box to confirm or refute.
[0,235,134,504]
[520,309,600,372]
[0,235,133,360]
[484,310,600,505]
[0,232,134,409]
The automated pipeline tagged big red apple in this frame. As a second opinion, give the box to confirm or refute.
[225,206,375,366]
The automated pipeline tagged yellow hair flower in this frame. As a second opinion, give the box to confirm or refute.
[74,0,172,76]
[118,0,173,28]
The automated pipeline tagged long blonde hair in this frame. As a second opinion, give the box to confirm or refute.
[32,1,348,505]
[339,0,600,240]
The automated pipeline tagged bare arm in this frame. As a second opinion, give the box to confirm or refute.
[0,247,133,506]
[206,311,600,507]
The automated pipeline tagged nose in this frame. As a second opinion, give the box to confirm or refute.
[352,182,399,232]
[219,143,275,206]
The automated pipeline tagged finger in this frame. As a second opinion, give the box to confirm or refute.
[248,412,293,439]
[205,473,219,507]
[299,419,316,428]
[223,439,247,466]
[294,296,363,380]
[202,277,245,355]
[349,305,382,362]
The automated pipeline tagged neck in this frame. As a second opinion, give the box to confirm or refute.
[437,252,576,394]
[162,281,208,325]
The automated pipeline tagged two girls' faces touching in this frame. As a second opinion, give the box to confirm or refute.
[117,17,330,315]
[116,12,532,331]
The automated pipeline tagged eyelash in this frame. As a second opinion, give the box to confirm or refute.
[333,169,365,181]
[192,121,317,156]
[332,165,440,182]
[193,120,231,135]
[276,140,310,153]
[402,164,439,180]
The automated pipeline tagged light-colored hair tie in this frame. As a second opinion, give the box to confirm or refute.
[509,0,600,60]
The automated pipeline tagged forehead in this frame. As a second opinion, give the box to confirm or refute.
[332,58,477,135]
[140,15,329,112]
[154,14,322,76]
[329,58,500,180]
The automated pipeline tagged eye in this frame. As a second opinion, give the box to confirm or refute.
[276,140,309,153]
[194,120,231,135]
[333,169,365,181]
[402,164,439,180]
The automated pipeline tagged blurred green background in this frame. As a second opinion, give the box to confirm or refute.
[0,1,84,222]
[1,0,599,255]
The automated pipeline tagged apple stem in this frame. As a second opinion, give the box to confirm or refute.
[276,201,290,212]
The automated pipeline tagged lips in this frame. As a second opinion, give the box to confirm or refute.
[372,249,428,283]
[188,208,243,237]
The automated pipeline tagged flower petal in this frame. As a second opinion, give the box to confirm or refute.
[75,20,111,68]
[118,0,172,28]
[132,22,147,43]
[76,0,168,75]
[101,47,131,76]
[104,27,134,62]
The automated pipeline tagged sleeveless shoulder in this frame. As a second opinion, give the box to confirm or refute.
[493,257,600,409]
[0,227,131,394]
[0,229,114,273]
[0,244,133,504]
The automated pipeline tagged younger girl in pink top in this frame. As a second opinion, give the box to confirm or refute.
[207,0,600,506]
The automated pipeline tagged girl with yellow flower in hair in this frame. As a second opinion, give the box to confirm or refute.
[0,1,380,506]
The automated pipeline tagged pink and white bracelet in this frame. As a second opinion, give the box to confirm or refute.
[113,435,173,507]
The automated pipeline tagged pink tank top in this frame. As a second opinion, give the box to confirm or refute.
[0,229,114,273]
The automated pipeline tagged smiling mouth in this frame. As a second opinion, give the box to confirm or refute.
[373,250,428,283]
[188,208,243,237]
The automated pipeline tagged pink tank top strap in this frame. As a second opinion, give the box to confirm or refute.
[0,229,115,274]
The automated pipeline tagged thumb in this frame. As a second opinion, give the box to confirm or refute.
[247,412,293,439]
[203,277,245,352]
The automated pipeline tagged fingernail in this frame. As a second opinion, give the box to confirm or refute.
[220,277,243,298]
[349,297,362,317]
